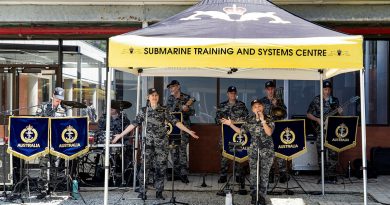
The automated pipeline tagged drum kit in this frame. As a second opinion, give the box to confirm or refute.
[77,100,133,187]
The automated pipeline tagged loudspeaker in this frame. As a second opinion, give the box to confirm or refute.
[291,115,317,141]
[292,140,319,171]
[371,147,390,175]
[0,143,13,185]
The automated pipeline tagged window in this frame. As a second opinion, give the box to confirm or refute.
[164,77,217,123]
[363,40,389,124]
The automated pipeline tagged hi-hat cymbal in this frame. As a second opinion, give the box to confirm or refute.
[62,101,87,108]
[111,100,132,110]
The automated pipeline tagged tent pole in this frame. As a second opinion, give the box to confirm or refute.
[359,69,368,205]
[133,73,142,190]
[320,71,325,195]
[103,68,113,205]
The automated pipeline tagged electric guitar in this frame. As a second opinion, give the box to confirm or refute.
[310,96,360,133]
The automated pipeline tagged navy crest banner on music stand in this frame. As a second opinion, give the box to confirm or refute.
[7,116,49,160]
[50,117,89,160]
[325,116,358,152]
[222,123,251,163]
[272,119,306,161]
[167,112,183,136]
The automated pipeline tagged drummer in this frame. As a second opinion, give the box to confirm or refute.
[96,107,131,144]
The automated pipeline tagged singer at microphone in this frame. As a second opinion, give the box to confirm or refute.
[221,99,275,205]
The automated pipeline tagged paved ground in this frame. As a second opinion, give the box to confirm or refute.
[0,174,389,205]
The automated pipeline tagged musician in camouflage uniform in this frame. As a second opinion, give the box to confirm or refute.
[260,81,288,183]
[307,81,342,176]
[81,99,97,122]
[35,87,68,199]
[96,108,130,143]
[216,86,248,183]
[166,80,196,183]
[112,88,199,200]
[222,99,275,205]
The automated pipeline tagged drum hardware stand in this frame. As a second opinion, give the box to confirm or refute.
[269,159,307,195]
[6,160,33,203]
[120,106,125,187]
[217,142,243,205]
[157,136,188,205]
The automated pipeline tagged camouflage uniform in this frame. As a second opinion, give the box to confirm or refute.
[81,105,97,122]
[260,97,287,178]
[166,93,195,177]
[133,105,179,194]
[95,112,130,144]
[240,114,275,198]
[307,95,340,173]
[216,100,248,178]
[36,101,68,192]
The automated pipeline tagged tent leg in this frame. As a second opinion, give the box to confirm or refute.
[320,72,325,195]
[103,68,113,205]
[359,69,368,205]
[133,74,141,190]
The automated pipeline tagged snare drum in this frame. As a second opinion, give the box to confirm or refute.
[95,131,113,144]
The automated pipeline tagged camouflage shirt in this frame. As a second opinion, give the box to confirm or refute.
[240,114,275,150]
[132,105,179,139]
[166,93,195,123]
[36,101,68,117]
[81,105,97,122]
[259,97,287,119]
[215,100,248,124]
[97,113,130,136]
[307,95,340,118]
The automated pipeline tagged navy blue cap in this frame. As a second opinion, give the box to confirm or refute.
[251,99,263,106]
[148,88,158,95]
[53,87,64,100]
[167,80,180,88]
[265,81,275,88]
[323,81,332,88]
[227,86,237,93]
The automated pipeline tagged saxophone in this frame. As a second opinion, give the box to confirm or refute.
[271,87,286,120]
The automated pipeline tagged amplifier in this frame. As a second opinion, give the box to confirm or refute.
[0,142,13,185]
[292,140,319,171]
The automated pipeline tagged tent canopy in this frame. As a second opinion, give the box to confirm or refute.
[109,0,363,80]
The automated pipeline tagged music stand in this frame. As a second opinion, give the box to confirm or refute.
[157,134,188,205]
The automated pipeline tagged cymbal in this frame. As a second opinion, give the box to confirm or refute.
[111,100,132,110]
[62,101,87,108]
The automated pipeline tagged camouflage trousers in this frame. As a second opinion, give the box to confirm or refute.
[138,137,169,193]
[173,133,189,176]
[270,157,287,176]
[316,135,338,173]
[219,137,244,177]
[38,155,64,192]
[248,146,274,196]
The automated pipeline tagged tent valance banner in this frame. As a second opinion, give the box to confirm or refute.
[7,117,49,160]
[272,119,306,161]
[109,0,363,80]
[325,116,358,152]
[50,117,89,160]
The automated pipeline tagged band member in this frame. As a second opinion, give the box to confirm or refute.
[81,99,97,122]
[222,100,274,205]
[166,80,196,183]
[307,81,342,174]
[260,80,288,183]
[112,88,199,200]
[35,87,68,199]
[216,86,248,183]
[95,108,130,144]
